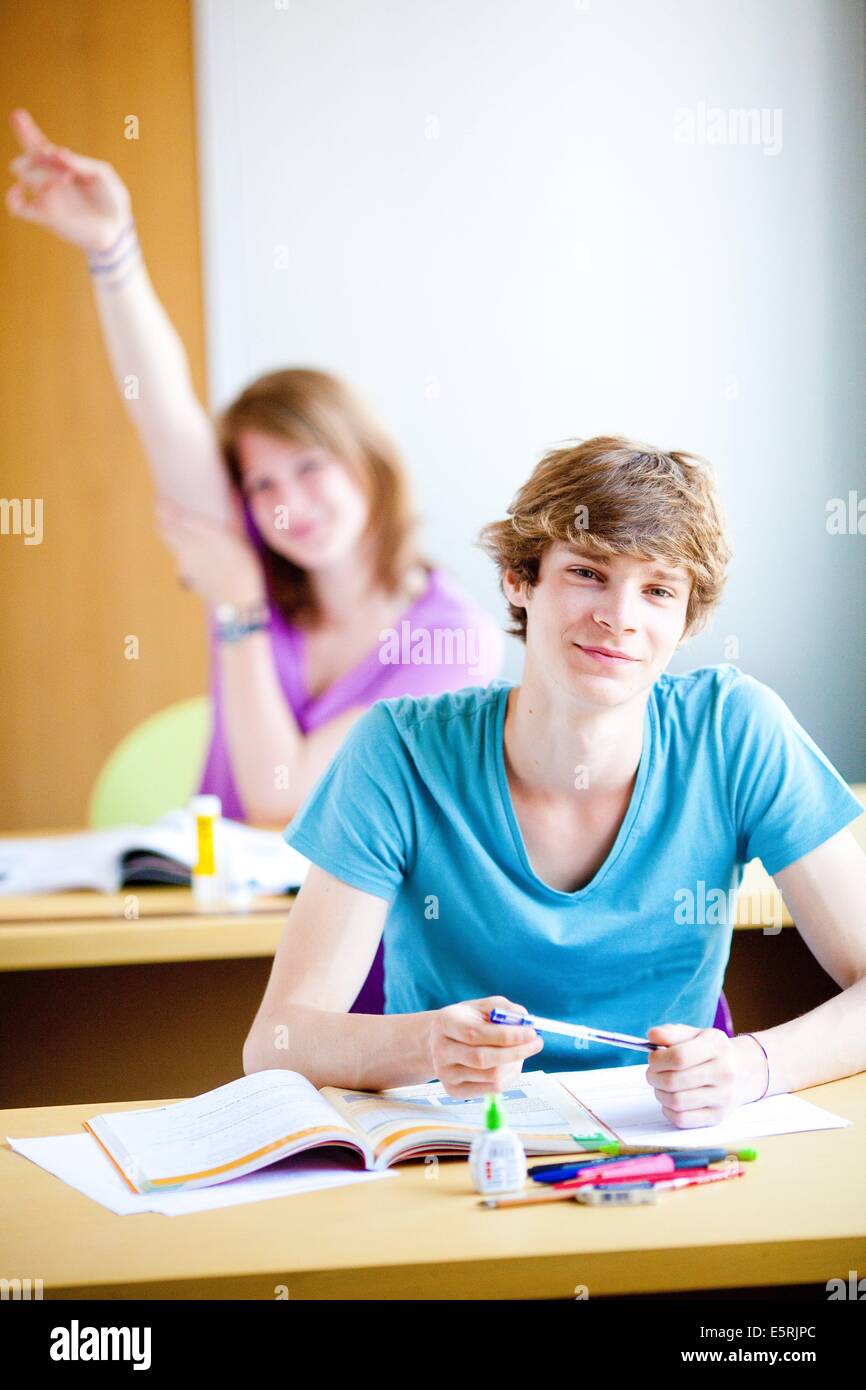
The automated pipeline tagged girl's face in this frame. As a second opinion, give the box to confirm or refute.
[235,429,371,569]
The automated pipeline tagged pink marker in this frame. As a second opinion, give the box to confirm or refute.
[554,1155,677,1187]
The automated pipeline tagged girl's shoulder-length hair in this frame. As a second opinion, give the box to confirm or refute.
[218,367,427,626]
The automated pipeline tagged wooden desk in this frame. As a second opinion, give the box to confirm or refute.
[0,878,295,1106]
[1,1073,864,1299]
[0,887,293,971]
[2,791,864,970]
[1,792,863,1109]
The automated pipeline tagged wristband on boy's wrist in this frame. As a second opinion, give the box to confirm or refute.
[737,1031,771,1101]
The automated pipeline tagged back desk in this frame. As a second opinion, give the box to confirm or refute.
[1,790,864,1107]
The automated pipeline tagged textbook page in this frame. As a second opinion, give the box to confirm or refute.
[0,809,309,895]
[0,827,133,894]
[86,1071,370,1193]
[127,809,309,892]
[323,1071,617,1164]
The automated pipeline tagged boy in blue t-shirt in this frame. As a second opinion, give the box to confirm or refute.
[244,436,866,1128]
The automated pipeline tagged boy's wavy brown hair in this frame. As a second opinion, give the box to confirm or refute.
[477,435,732,643]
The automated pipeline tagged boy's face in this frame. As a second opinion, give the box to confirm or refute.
[504,540,692,707]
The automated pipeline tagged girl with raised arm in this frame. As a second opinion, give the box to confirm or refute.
[6,108,504,829]
[7,107,504,1013]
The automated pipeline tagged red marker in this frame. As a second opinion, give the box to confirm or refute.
[652,1166,745,1191]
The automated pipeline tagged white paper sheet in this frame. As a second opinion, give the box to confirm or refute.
[7,1133,394,1216]
[557,1064,850,1146]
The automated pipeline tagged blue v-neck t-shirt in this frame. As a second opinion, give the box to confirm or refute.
[282,664,862,1073]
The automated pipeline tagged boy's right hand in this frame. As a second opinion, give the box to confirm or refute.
[6,108,132,254]
[427,995,544,1098]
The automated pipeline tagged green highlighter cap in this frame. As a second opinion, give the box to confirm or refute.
[484,1093,507,1130]
[596,1142,758,1160]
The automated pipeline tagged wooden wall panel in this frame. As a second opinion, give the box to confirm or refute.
[0,0,209,828]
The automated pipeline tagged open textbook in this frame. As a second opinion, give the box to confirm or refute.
[9,1065,849,1217]
[0,808,309,896]
[84,1069,618,1193]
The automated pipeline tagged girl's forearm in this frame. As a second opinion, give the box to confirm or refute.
[752,973,866,1095]
[89,247,234,523]
[91,250,190,399]
[217,630,305,824]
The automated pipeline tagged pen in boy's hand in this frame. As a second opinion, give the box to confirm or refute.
[486,1007,660,1052]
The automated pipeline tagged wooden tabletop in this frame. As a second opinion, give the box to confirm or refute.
[1,881,780,970]
[1,789,863,972]
[0,886,294,970]
[2,1072,864,1299]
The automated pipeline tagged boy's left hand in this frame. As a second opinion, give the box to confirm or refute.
[645,1024,767,1127]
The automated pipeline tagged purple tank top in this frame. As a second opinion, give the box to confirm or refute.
[195,499,506,1013]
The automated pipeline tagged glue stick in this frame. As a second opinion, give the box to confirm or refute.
[190,794,224,910]
[469,1093,527,1195]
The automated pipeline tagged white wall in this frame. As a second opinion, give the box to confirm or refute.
[194,0,865,778]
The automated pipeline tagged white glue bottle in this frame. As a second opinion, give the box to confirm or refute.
[469,1093,527,1195]
[190,794,225,911]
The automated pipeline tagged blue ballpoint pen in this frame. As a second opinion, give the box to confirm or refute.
[531,1156,638,1183]
[487,1006,661,1052]
[530,1149,731,1177]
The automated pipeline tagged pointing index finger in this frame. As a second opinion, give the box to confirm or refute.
[10,108,54,156]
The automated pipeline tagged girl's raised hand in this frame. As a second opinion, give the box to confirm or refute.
[5,108,132,254]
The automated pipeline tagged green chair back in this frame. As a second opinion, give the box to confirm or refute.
[88,695,211,828]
